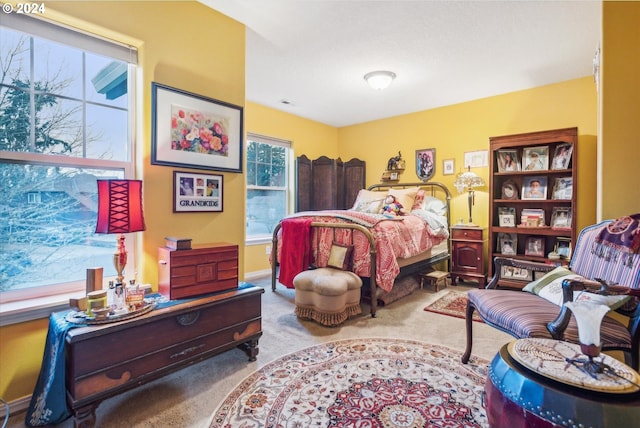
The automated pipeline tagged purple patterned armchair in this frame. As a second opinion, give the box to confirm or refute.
[462,217,640,370]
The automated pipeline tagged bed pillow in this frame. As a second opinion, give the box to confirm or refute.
[421,196,447,216]
[327,243,353,271]
[411,189,427,211]
[523,266,630,309]
[388,187,419,212]
[351,189,385,213]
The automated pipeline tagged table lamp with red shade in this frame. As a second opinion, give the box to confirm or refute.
[95,179,146,284]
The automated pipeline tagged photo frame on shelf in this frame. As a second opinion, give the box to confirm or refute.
[498,232,517,255]
[521,176,547,200]
[173,171,223,212]
[151,82,243,173]
[501,265,532,282]
[416,148,435,181]
[552,177,573,200]
[551,143,573,170]
[555,237,572,259]
[525,237,545,257]
[496,149,521,172]
[551,207,572,229]
[443,159,455,175]
[498,207,516,227]
[522,146,549,171]
[390,171,399,181]
[501,179,519,200]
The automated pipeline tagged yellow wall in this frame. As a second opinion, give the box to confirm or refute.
[244,102,339,274]
[0,1,246,403]
[339,77,598,232]
[601,1,640,219]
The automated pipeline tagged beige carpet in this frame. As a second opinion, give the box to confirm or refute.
[6,278,512,428]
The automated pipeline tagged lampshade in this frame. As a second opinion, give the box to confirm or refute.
[95,179,145,285]
[96,180,146,234]
[453,167,485,194]
[454,167,485,225]
[364,70,396,90]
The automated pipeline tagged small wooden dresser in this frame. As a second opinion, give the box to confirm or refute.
[158,242,238,299]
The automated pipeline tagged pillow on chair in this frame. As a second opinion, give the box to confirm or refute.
[523,266,630,310]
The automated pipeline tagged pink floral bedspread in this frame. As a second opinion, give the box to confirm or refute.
[276,210,448,292]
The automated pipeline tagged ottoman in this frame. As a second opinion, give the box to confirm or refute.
[293,268,363,326]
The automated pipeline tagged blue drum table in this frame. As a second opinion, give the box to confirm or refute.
[485,338,640,428]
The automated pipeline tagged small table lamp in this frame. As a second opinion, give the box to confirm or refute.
[454,166,485,226]
[95,180,146,284]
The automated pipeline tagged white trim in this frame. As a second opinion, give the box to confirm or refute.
[1,11,137,64]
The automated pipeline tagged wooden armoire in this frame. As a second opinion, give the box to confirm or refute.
[296,155,366,211]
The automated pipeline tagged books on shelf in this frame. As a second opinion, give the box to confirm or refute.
[550,207,572,230]
[552,177,573,200]
[498,207,516,227]
[519,208,545,228]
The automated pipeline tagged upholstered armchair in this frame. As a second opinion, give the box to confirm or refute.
[461,218,640,370]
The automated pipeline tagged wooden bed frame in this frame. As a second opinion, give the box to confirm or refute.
[271,182,452,318]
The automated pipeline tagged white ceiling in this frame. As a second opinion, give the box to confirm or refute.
[199,0,601,128]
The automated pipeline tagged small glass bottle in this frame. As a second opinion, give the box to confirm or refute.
[114,282,125,311]
[107,280,116,310]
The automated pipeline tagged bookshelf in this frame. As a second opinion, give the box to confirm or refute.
[488,127,578,289]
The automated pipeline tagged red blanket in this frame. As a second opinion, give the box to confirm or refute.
[278,217,312,288]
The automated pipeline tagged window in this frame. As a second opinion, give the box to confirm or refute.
[0,14,137,306]
[246,134,290,242]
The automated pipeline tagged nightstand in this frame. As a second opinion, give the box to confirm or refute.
[450,225,486,288]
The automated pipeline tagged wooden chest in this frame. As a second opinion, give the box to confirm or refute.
[158,242,238,299]
[65,286,263,427]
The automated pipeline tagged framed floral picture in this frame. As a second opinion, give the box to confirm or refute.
[173,171,223,212]
[151,82,243,173]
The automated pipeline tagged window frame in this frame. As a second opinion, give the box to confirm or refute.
[245,133,291,245]
[0,15,138,325]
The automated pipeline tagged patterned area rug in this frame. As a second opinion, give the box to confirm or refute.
[210,338,489,427]
[424,290,484,322]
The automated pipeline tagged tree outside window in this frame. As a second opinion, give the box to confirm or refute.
[246,136,290,241]
[0,23,135,297]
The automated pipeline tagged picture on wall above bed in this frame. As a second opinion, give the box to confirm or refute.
[416,148,435,181]
[151,82,244,173]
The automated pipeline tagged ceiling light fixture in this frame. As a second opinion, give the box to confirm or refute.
[364,70,396,90]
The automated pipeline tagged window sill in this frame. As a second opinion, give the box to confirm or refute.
[0,291,84,327]
[245,236,272,246]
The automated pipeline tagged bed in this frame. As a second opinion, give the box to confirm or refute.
[270,182,452,317]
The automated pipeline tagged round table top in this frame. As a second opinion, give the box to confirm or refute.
[508,338,640,394]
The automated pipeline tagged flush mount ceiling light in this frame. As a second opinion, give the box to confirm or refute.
[364,70,396,90]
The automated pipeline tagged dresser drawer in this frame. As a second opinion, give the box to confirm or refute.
[69,318,262,401]
[67,291,261,380]
[452,228,483,241]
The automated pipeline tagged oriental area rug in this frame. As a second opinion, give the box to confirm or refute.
[210,338,490,427]
[424,290,484,323]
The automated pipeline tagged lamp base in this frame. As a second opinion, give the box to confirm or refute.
[113,233,128,284]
